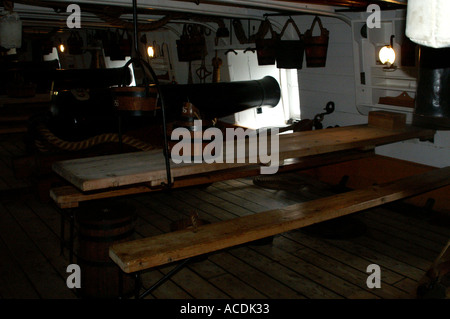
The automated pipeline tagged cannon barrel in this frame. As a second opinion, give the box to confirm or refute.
[45,74,281,141]
[0,59,60,95]
[51,67,132,90]
[160,76,281,119]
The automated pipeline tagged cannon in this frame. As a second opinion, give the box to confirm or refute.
[44,67,281,141]
[159,75,281,119]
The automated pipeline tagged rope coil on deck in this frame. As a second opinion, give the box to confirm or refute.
[34,125,155,152]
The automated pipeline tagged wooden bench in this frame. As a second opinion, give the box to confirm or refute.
[109,166,450,275]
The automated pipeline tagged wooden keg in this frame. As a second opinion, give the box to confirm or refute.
[76,200,136,299]
[112,86,159,116]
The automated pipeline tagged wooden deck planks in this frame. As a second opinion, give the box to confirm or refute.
[0,237,40,299]
[236,175,436,290]
[2,173,449,299]
[0,200,75,299]
[132,192,299,299]
[133,188,345,299]
[211,178,418,299]
[139,191,341,299]
[1,133,449,299]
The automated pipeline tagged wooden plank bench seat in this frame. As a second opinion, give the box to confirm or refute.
[109,166,450,274]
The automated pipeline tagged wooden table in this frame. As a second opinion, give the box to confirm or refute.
[52,124,435,193]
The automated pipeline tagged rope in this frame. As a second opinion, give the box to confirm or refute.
[13,1,226,31]
[35,125,155,152]
[3,1,14,11]
[96,10,179,31]
[96,7,226,31]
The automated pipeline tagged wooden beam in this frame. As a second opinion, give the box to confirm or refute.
[109,166,450,273]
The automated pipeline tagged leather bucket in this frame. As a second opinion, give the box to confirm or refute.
[176,24,207,62]
[255,20,278,66]
[304,16,329,68]
[275,18,305,69]
[67,32,84,55]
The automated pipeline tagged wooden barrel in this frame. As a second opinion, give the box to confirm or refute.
[112,86,159,116]
[76,200,136,299]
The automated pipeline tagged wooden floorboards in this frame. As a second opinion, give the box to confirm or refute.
[0,133,449,299]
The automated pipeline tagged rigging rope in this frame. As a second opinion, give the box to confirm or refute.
[34,125,156,152]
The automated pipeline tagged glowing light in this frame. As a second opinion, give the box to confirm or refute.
[147,46,154,58]
[379,46,396,65]
[59,43,65,53]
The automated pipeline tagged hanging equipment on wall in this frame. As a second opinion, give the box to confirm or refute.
[211,51,222,83]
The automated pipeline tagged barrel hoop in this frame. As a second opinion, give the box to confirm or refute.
[114,91,157,98]
[77,255,119,267]
[78,216,136,231]
[78,228,135,242]
[306,43,329,47]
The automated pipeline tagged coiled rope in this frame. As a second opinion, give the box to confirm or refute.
[35,125,156,152]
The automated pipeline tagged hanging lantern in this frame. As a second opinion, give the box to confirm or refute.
[0,11,22,50]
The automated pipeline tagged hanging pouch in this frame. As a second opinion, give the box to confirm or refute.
[119,30,132,58]
[104,30,126,61]
[304,16,329,67]
[275,18,304,69]
[176,24,207,62]
[67,31,84,55]
[255,20,279,65]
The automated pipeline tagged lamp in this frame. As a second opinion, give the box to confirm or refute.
[147,45,155,58]
[0,10,22,54]
[379,35,396,70]
[58,39,65,53]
